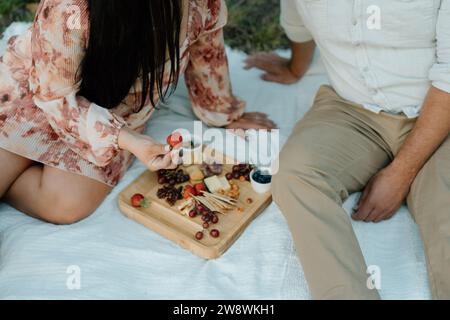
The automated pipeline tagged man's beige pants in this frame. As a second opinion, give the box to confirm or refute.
[273,85,450,300]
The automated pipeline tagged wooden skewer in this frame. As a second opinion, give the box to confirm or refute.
[201,191,237,205]
[203,194,235,210]
[191,195,227,215]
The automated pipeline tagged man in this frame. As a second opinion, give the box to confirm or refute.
[245,0,450,299]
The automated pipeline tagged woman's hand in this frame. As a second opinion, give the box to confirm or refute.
[118,127,180,171]
[226,112,277,130]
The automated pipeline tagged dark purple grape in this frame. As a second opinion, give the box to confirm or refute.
[195,231,204,240]
[226,173,233,181]
[158,176,167,184]
[210,229,220,238]
[157,189,165,199]
[189,210,197,218]
[211,215,219,224]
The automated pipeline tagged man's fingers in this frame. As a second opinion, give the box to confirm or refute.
[246,57,279,73]
[364,208,384,222]
[352,195,374,221]
[354,183,372,211]
[245,52,277,65]
[374,207,398,223]
[261,73,284,83]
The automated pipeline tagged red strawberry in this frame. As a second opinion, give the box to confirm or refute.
[166,132,183,149]
[194,183,206,194]
[183,185,197,199]
[131,194,149,208]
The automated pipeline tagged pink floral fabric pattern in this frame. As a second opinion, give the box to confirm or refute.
[0,0,245,186]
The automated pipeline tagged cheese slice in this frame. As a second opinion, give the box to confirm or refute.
[204,176,221,193]
[218,176,231,191]
[204,175,231,193]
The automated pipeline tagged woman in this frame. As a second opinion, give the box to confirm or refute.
[0,0,275,225]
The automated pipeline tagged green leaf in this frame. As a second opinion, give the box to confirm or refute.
[140,198,149,209]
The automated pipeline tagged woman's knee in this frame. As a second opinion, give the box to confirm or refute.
[37,167,111,225]
[39,195,100,225]
[37,181,108,225]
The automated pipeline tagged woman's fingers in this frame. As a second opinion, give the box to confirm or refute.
[242,114,277,129]
[148,153,176,171]
[242,112,269,120]
[227,118,277,130]
[170,148,183,166]
[153,143,169,155]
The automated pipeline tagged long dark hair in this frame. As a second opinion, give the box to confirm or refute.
[78,0,182,110]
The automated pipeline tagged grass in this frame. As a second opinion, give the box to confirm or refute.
[0,0,35,33]
[225,0,289,53]
[0,0,288,52]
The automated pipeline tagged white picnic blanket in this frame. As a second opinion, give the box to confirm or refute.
[0,23,430,299]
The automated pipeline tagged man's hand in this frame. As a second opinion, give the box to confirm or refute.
[352,165,413,223]
[244,40,316,85]
[244,53,302,84]
[353,86,450,223]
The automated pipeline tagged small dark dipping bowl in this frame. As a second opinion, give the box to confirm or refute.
[252,170,272,184]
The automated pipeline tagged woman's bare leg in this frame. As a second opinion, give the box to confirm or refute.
[4,165,112,225]
[0,148,34,198]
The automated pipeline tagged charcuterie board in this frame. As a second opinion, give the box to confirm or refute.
[118,147,272,259]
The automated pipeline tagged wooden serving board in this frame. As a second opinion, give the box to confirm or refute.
[118,149,272,260]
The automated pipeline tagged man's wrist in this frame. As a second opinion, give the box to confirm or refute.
[387,159,419,185]
[289,40,315,79]
[288,59,307,79]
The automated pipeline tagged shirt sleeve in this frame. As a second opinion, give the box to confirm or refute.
[184,0,245,127]
[280,0,313,43]
[30,0,126,167]
[429,0,450,93]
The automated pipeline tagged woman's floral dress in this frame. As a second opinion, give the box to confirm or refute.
[0,0,245,186]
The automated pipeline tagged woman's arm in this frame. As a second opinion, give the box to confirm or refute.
[185,0,275,129]
[185,28,245,127]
